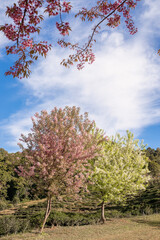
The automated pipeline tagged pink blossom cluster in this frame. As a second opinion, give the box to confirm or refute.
[5,59,26,79]
[6,4,23,25]
[56,22,70,36]
[125,18,137,35]
[1,0,72,78]
[4,38,52,78]
[2,24,17,41]
[107,14,121,28]
[45,0,72,16]
[76,48,95,70]
[32,41,52,55]
[6,46,17,55]
[21,39,33,49]
[45,0,60,16]
[62,1,72,13]
[77,0,139,34]
[58,40,95,69]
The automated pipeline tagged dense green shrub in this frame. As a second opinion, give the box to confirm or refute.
[122,181,160,216]
[0,203,129,237]
[29,211,45,228]
[0,216,30,236]
[0,201,8,210]
[0,200,13,210]
[29,210,100,228]
[105,209,125,218]
[48,211,100,226]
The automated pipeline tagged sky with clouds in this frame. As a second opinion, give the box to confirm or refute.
[0,0,160,152]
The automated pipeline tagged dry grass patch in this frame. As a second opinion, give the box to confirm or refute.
[0,214,160,240]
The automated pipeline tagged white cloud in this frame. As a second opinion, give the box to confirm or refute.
[0,0,12,49]
[4,31,160,148]
[140,0,160,43]
[0,34,9,55]
[143,0,160,23]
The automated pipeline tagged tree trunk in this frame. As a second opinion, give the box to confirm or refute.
[40,197,52,233]
[100,200,106,224]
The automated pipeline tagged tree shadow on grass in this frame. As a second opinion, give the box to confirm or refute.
[132,219,160,228]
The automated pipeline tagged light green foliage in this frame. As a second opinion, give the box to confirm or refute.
[89,131,150,204]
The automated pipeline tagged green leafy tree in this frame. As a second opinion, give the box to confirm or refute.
[89,131,150,223]
[6,152,30,203]
[0,149,30,203]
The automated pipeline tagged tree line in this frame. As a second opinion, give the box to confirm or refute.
[1,146,158,204]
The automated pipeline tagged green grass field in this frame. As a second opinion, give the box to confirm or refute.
[1,213,160,240]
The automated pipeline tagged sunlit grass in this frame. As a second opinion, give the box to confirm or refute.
[1,214,160,240]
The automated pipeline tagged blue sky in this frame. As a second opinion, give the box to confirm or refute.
[0,0,160,152]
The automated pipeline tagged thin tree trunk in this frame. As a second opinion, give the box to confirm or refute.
[101,200,106,224]
[40,197,52,233]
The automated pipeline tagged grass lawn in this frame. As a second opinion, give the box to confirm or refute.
[1,214,160,240]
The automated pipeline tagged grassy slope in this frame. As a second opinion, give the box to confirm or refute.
[1,214,160,240]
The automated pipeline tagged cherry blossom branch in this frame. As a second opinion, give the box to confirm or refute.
[1,0,140,78]
[60,0,139,70]
[77,0,128,58]
[83,0,128,53]
[17,0,28,47]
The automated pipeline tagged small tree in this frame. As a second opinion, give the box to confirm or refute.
[88,131,150,223]
[17,106,105,232]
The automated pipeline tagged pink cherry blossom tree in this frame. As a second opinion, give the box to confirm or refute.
[0,0,141,79]
[16,106,106,232]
